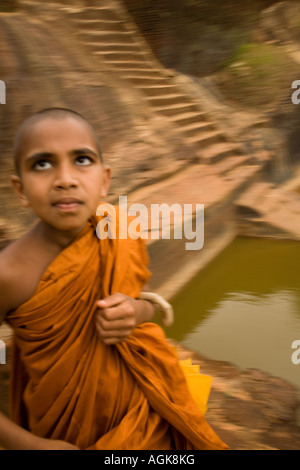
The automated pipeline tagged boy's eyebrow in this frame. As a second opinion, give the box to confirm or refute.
[24,148,100,164]
[24,152,54,165]
[72,148,100,158]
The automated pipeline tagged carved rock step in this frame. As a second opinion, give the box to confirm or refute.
[223,164,262,185]
[84,0,122,7]
[87,42,140,53]
[240,210,300,240]
[88,43,141,53]
[79,27,135,39]
[133,84,182,97]
[180,121,216,138]
[236,182,277,211]
[67,8,121,22]
[187,130,227,149]
[200,143,244,164]
[169,111,209,126]
[236,183,300,239]
[95,62,155,70]
[90,51,148,63]
[153,102,207,117]
[95,50,151,64]
[74,19,127,31]
[144,93,198,108]
[265,192,300,218]
[23,0,78,5]
[111,68,167,79]
[211,155,254,176]
[80,31,136,45]
[128,164,262,217]
[122,75,175,87]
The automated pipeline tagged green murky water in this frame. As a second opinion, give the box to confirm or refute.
[166,237,300,390]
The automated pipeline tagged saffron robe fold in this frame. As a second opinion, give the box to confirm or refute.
[6,204,228,450]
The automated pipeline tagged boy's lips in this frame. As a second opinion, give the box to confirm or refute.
[52,197,83,212]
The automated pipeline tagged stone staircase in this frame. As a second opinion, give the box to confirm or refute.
[63,1,255,173]
[16,0,263,187]
[8,1,300,289]
[235,182,300,241]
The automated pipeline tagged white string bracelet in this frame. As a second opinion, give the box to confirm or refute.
[138,292,174,327]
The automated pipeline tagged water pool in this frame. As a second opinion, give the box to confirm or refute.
[166,237,300,389]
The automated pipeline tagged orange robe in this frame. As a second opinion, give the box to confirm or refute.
[6,205,228,450]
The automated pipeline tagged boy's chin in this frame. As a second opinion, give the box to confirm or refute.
[42,217,91,234]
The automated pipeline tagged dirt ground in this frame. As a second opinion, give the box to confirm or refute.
[169,340,300,450]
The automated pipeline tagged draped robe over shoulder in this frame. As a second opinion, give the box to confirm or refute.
[6,204,228,450]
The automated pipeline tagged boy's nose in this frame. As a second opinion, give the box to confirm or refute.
[54,164,78,189]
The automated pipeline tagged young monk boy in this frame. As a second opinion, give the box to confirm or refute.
[0,108,228,450]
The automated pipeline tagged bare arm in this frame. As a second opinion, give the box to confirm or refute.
[136,283,157,321]
[0,278,78,450]
[0,281,10,327]
[0,411,79,450]
[134,282,157,324]
[0,410,41,450]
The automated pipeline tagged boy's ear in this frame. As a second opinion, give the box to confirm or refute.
[100,165,112,198]
[10,175,31,208]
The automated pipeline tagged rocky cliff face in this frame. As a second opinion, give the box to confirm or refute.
[123,0,284,76]
[0,3,197,238]
[1,1,299,237]
[124,0,300,176]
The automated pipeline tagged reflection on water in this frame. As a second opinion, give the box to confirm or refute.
[166,237,300,389]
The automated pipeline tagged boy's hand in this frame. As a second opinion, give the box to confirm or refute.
[34,437,79,450]
[0,410,79,450]
[95,293,155,345]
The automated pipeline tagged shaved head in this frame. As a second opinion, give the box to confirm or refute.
[13,108,103,175]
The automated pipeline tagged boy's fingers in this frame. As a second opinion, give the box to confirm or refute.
[95,295,137,344]
[97,293,130,309]
[96,315,136,332]
[101,336,129,346]
[98,328,132,340]
[96,301,135,322]
[95,322,131,345]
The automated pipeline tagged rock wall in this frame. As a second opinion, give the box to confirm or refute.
[0,6,197,238]
[0,1,16,11]
[122,0,300,185]
[122,0,282,76]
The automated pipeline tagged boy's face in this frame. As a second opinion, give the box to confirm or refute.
[11,116,111,234]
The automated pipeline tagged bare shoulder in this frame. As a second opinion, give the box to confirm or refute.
[0,233,37,323]
[0,226,66,325]
[0,243,19,323]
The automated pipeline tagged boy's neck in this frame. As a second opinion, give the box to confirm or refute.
[35,220,88,251]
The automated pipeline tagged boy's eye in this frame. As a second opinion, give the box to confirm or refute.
[33,160,52,171]
[76,156,93,166]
